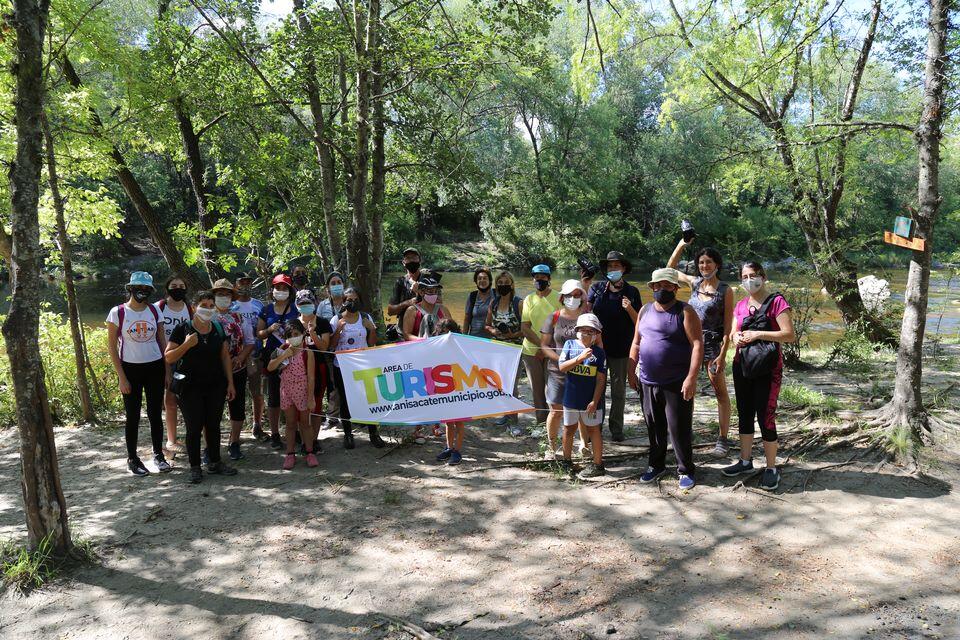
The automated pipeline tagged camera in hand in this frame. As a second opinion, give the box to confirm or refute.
[577,256,599,278]
[496,321,511,334]
[681,219,696,242]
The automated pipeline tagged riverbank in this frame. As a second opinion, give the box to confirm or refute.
[1,344,957,639]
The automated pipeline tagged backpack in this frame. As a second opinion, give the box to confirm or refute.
[157,298,194,318]
[738,293,783,379]
[412,305,446,337]
[115,303,164,360]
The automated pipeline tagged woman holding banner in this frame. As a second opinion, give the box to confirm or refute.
[485,271,524,434]
[330,288,384,449]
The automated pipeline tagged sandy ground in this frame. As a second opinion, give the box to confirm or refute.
[1,348,959,640]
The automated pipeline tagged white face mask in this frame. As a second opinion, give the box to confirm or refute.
[195,307,216,322]
[273,289,289,301]
[288,335,303,347]
[741,277,764,294]
[563,296,582,310]
[576,330,595,344]
[215,295,232,310]
[700,268,717,280]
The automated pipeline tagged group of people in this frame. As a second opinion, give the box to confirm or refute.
[107,241,794,490]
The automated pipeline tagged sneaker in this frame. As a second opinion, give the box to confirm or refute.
[228,442,244,461]
[201,448,210,465]
[153,453,172,473]
[413,436,427,445]
[369,428,386,448]
[578,463,606,479]
[448,450,462,466]
[282,453,296,470]
[437,447,453,462]
[579,445,591,459]
[721,459,754,477]
[270,433,283,450]
[712,437,731,456]
[639,466,666,483]
[493,415,509,427]
[760,467,780,491]
[252,424,267,442]
[206,461,238,476]
[343,429,355,449]
[306,453,319,468]
[508,425,524,437]
[127,457,149,477]
[189,466,203,484]
[678,474,696,490]
[165,441,185,455]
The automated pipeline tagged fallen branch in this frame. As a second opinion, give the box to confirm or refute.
[382,615,442,640]
[731,480,791,503]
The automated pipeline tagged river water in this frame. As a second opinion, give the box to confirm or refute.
[2,268,959,347]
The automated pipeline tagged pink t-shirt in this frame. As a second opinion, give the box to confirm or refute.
[733,294,791,364]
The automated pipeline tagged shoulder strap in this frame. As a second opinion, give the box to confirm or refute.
[157,299,166,310]
[467,290,477,309]
[757,292,781,316]
[146,304,163,350]
[512,296,521,319]
[115,304,126,360]
[187,303,194,318]
[212,320,225,338]
[552,310,561,325]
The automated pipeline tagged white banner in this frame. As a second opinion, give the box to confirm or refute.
[336,333,532,425]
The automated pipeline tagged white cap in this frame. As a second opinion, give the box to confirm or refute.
[560,279,585,296]
[575,313,602,331]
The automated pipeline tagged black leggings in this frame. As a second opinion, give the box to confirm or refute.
[121,359,165,459]
[641,381,695,477]
[733,360,781,442]
[228,368,248,422]
[333,366,352,429]
[177,383,227,468]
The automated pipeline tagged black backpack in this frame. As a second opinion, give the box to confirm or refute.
[738,293,783,379]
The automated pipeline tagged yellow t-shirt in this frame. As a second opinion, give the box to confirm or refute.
[521,292,561,356]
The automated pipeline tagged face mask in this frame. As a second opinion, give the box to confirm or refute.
[496,284,512,296]
[653,289,676,304]
[273,289,289,301]
[168,288,187,302]
[329,284,344,297]
[195,307,216,322]
[215,295,232,310]
[535,279,549,292]
[343,300,357,312]
[132,290,150,303]
[607,270,623,283]
[424,294,439,304]
[576,331,594,344]
[405,261,420,274]
[292,274,308,287]
[564,296,582,310]
[299,304,315,316]
[477,283,491,292]
[700,268,717,280]
[288,335,304,347]
[236,287,251,298]
[742,277,764,294]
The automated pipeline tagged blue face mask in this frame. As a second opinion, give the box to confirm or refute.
[607,270,623,283]
[299,304,316,316]
[330,284,344,297]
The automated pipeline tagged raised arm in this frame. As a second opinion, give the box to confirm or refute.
[666,239,696,287]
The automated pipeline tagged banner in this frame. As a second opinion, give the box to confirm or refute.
[336,332,532,425]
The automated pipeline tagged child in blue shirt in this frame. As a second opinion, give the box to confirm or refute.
[558,313,607,478]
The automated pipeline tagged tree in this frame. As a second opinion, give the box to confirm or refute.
[3,0,72,555]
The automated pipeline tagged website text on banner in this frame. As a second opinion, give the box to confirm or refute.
[336,333,533,425]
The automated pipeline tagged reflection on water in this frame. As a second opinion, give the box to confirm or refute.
[2,268,958,348]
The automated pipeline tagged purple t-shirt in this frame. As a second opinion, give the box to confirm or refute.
[734,294,791,366]
[637,302,691,386]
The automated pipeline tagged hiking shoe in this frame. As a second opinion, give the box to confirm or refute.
[344,429,355,449]
[165,441,185,455]
[127,457,149,477]
[228,442,245,461]
[493,415,509,427]
[509,425,524,437]
[640,466,666,483]
[201,448,210,465]
[678,474,696,490]
[369,428,386,448]
[437,447,453,462]
[712,438,731,457]
[448,450,462,466]
[252,424,267,442]
[578,463,606,479]
[154,453,172,473]
[282,454,296,470]
[189,466,203,484]
[306,453,319,468]
[760,467,781,491]
[270,433,283,450]
[206,461,238,476]
[721,459,754,477]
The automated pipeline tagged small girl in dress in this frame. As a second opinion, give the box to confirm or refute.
[267,319,317,470]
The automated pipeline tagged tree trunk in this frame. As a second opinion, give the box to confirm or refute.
[173,97,225,282]
[41,111,94,424]
[368,44,386,329]
[58,55,205,291]
[876,0,950,458]
[4,0,72,555]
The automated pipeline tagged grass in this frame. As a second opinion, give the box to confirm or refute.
[779,383,842,418]
[383,491,403,506]
[0,531,97,593]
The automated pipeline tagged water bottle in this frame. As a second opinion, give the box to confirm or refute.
[681,219,696,242]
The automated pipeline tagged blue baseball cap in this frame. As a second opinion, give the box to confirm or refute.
[126,271,155,290]
[531,264,551,275]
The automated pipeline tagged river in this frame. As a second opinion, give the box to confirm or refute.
[2,268,959,348]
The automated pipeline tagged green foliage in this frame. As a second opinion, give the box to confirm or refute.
[779,384,842,418]
[0,531,98,594]
[782,268,826,365]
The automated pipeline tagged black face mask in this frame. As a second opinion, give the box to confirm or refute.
[405,261,421,274]
[292,274,308,287]
[168,288,187,302]
[653,289,676,304]
[496,284,512,296]
[535,279,549,292]
[343,300,358,312]
[132,290,150,303]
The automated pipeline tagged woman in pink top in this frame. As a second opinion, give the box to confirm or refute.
[721,261,795,491]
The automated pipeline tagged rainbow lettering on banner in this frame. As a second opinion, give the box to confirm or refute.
[352,363,504,404]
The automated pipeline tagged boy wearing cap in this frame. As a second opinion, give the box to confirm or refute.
[520,264,561,427]
[628,268,704,490]
[558,313,608,478]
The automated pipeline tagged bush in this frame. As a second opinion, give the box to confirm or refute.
[0,311,122,428]
[781,268,825,366]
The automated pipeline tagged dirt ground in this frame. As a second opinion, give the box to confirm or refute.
[1,349,959,640]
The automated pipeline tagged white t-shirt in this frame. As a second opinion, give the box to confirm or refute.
[232,299,264,352]
[330,315,370,367]
[158,300,191,341]
[106,303,164,364]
